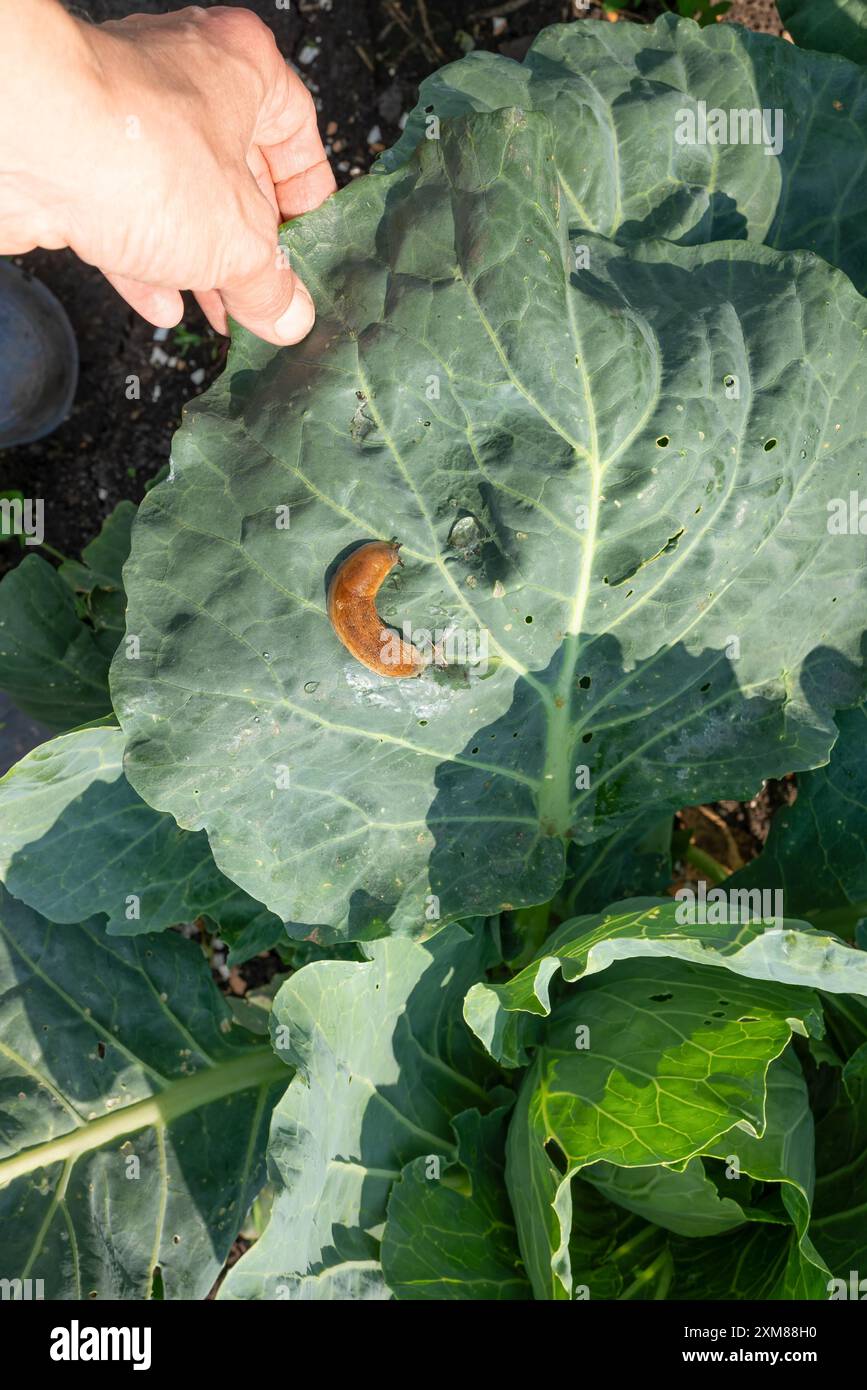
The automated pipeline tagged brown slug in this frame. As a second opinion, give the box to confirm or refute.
[327,541,426,678]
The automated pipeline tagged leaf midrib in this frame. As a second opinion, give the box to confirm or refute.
[0,1046,287,1187]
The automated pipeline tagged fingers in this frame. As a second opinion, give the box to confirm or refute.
[103,273,184,328]
[193,289,228,337]
[246,143,281,219]
[269,156,337,222]
[257,63,337,220]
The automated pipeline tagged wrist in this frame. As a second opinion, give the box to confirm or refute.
[0,0,113,250]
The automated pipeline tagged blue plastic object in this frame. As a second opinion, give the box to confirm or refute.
[0,258,78,447]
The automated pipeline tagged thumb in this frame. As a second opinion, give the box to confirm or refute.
[219,223,315,347]
[221,263,315,347]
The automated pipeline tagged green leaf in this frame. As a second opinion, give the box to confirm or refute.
[669,1219,826,1300]
[58,500,135,596]
[811,1042,867,1281]
[219,924,501,1300]
[0,557,114,729]
[0,503,135,730]
[383,15,867,292]
[555,814,673,919]
[728,704,867,934]
[113,107,867,941]
[565,1179,672,1300]
[0,725,283,941]
[564,1052,827,1300]
[778,0,867,63]
[465,900,867,1068]
[0,887,286,1298]
[58,500,136,658]
[588,1048,819,1268]
[381,1105,530,1299]
[585,1159,747,1241]
[505,961,823,1298]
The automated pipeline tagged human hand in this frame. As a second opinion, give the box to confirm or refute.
[0,2,336,345]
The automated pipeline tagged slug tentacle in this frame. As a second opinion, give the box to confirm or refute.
[327,541,426,678]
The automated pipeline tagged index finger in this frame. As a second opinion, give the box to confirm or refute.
[257,62,336,220]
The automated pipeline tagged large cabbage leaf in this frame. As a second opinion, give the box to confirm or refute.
[505,961,826,1299]
[0,503,131,730]
[464,900,867,1067]
[113,101,867,941]
[0,725,283,948]
[779,0,867,64]
[383,15,867,292]
[219,923,501,1300]
[0,887,286,1298]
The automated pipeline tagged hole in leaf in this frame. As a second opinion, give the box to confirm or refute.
[544,1139,569,1175]
[649,992,673,1002]
[656,435,670,448]
[524,615,533,624]
[97,1042,105,1060]
[582,732,593,743]
[700,682,711,693]
[578,675,591,689]
[763,438,778,451]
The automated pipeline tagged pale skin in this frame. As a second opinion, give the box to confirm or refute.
[0,0,336,345]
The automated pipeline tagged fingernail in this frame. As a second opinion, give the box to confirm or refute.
[274,283,315,343]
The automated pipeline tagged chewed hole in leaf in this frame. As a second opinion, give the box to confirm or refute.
[649,992,674,1002]
[656,435,670,448]
[578,675,591,689]
[544,1138,569,1175]
[763,438,778,451]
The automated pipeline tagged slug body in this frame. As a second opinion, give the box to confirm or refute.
[327,541,426,678]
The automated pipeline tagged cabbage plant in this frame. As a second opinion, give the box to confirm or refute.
[3,13,867,1302]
